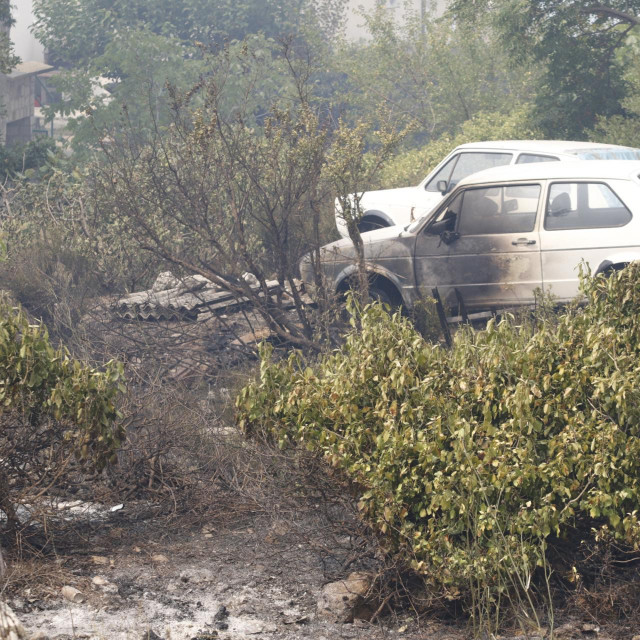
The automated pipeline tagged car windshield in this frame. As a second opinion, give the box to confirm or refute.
[567,147,640,160]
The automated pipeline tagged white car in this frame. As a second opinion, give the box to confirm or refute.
[311,160,640,312]
[335,140,640,237]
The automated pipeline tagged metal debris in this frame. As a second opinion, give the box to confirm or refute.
[61,586,84,604]
[151,271,181,292]
[116,272,281,321]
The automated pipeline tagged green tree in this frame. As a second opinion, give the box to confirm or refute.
[32,0,347,68]
[46,29,209,155]
[0,136,57,179]
[46,33,312,157]
[591,33,640,146]
[0,0,18,75]
[33,0,344,153]
[450,0,640,138]
[1,0,19,148]
[333,5,535,145]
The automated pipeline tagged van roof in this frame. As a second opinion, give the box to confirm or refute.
[455,140,640,154]
[458,160,640,187]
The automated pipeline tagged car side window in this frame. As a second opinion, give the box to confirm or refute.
[516,153,560,164]
[457,184,541,235]
[545,182,632,230]
[424,152,513,193]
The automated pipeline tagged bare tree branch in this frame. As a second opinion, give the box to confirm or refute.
[583,5,640,26]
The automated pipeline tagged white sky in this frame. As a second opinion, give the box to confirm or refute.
[11,0,45,62]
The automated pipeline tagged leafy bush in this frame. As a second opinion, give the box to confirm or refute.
[0,137,57,179]
[237,266,640,630]
[0,299,124,532]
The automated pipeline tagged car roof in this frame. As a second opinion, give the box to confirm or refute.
[457,160,640,187]
[454,140,640,153]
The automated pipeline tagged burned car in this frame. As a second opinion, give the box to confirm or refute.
[336,140,640,237]
[308,161,640,312]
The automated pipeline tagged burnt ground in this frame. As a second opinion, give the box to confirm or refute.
[4,493,637,640]
[4,499,468,640]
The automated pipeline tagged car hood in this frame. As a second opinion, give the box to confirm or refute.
[359,186,419,208]
[321,224,414,258]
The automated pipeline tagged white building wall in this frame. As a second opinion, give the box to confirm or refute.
[11,0,44,63]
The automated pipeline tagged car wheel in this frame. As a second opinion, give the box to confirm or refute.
[368,284,395,307]
[358,218,390,233]
[597,262,628,279]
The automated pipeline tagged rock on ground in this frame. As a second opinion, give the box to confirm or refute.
[317,571,373,623]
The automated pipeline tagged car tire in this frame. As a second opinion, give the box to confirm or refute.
[358,218,390,233]
[368,284,395,307]
[597,262,628,278]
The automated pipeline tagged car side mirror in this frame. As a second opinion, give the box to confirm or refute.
[426,213,456,236]
[436,180,448,195]
[440,230,460,245]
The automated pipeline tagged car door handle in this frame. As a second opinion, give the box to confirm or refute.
[512,238,536,246]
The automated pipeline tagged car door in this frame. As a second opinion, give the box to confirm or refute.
[414,183,543,311]
[540,180,634,300]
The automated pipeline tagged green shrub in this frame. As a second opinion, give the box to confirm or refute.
[237,266,640,630]
[0,137,57,179]
[0,299,124,529]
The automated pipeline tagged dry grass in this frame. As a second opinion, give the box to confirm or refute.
[0,555,76,602]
